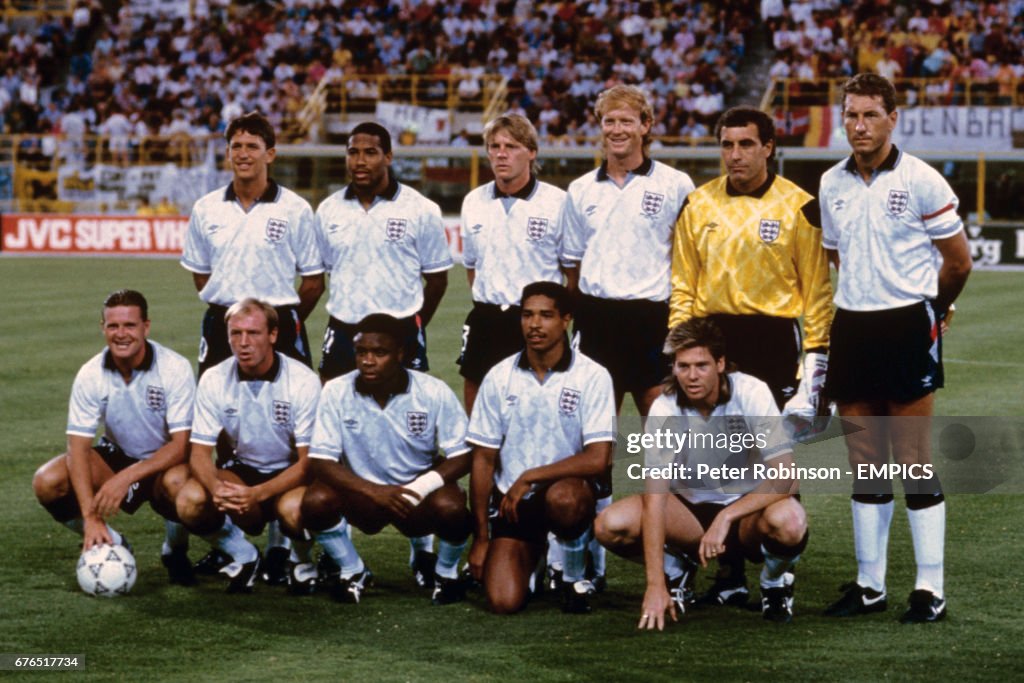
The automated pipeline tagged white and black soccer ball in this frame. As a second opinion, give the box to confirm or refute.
[76,543,137,597]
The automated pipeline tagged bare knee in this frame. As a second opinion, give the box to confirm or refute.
[276,488,306,537]
[545,478,594,538]
[594,498,640,550]
[175,479,211,526]
[33,454,70,504]
[300,483,342,531]
[424,485,472,542]
[762,500,807,547]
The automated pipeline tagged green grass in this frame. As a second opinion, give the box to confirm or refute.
[1,259,1022,682]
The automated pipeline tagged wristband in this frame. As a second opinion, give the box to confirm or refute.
[401,470,444,506]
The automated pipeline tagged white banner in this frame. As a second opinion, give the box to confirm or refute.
[826,106,1024,152]
[375,102,451,145]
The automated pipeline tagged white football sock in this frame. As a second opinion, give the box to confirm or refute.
[664,551,685,581]
[588,495,612,577]
[546,531,564,571]
[408,534,435,566]
[760,544,800,588]
[907,502,945,598]
[436,539,466,579]
[317,519,365,578]
[161,520,189,555]
[266,520,291,550]
[560,530,590,583]
[203,518,258,564]
[853,498,893,593]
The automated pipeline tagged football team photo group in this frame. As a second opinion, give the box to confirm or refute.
[31,73,978,636]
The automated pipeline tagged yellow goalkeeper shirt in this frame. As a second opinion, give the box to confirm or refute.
[669,173,832,351]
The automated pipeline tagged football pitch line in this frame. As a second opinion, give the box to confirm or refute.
[944,357,1024,368]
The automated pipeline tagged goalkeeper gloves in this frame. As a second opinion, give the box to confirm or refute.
[782,351,828,420]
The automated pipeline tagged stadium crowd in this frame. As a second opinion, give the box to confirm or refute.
[0,0,1021,152]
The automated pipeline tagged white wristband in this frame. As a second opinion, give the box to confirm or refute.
[401,470,444,506]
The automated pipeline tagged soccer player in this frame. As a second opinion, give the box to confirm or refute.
[181,111,323,581]
[818,73,972,623]
[467,282,616,614]
[301,314,473,605]
[181,111,324,375]
[315,121,452,382]
[174,299,321,594]
[32,289,197,585]
[458,113,566,413]
[595,318,809,627]
[559,84,694,416]
[668,105,832,606]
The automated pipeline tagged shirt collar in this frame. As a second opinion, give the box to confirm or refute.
[596,156,653,182]
[223,178,280,203]
[237,352,281,382]
[103,341,155,372]
[844,144,900,175]
[725,171,775,198]
[344,174,400,202]
[354,367,411,398]
[516,337,573,373]
[492,175,537,200]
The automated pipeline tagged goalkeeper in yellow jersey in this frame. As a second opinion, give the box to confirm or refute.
[668,106,832,607]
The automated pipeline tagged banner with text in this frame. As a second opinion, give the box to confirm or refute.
[1,214,188,256]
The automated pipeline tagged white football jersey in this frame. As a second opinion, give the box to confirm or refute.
[309,369,469,485]
[315,179,453,323]
[66,341,195,460]
[820,147,963,311]
[560,158,694,301]
[647,372,792,505]
[461,177,566,305]
[181,181,324,306]
[191,353,320,472]
[467,347,616,494]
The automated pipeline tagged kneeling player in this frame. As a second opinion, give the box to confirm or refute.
[175,299,320,593]
[33,290,196,584]
[596,318,809,627]
[467,282,616,614]
[301,314,473,605]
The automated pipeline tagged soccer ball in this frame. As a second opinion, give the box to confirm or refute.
[76,544,137,597]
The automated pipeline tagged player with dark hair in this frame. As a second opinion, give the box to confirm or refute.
[467,282,616,614]
[175,298,321,594]
[301,313,473,605]
[669,104,832,607]
[181,111,325,581]
[32,289,197,585]
[458,113,566,413]
[596,317,809,628]
[314,121,452,382]
[819,73,972,623]
[181,111,324,375]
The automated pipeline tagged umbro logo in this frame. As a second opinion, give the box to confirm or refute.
[584,205,597,216]
[505,395,518,406]
[702,221,718,231]
[470,223,483,233]
[225,408,238,416]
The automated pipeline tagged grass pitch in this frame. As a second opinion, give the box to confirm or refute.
[1,258,1021,682]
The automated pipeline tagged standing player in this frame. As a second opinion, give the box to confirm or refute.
[819,73,972,623]
[559,84,694,416]
[458,114,566,412]
[175,299,321,594]
[669,105,832,606]
[595,318,809,627]
[181,111,324,581]
[301,314,473,605]
[315,121,452,382]
[467,282,616,614]
[181,111,325,375]
[32,290,196,585]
